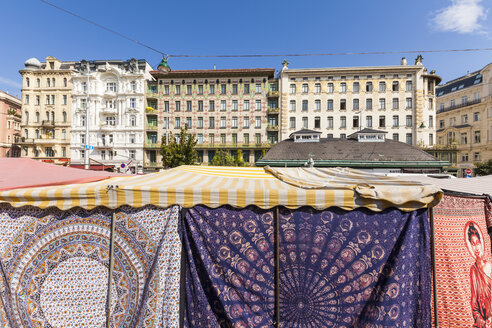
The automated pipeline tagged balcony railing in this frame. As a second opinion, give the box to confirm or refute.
[145,142,160,148]
[146,124,158,131]
[195,143,272,149]
[267,107,280,114]
[437,98,481,114]
[145,107,158,114]
[267,90,280,97]
[144,161,161,167]
[266,124,279,131]
[41,120,55,127]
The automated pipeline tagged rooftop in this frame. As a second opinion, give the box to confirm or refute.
[150,68,275,78]
[436,72,482,97]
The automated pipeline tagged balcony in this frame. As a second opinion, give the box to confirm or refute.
[96,141,114,148]
[146,124,158,131]
[100,123,116,131]
[437,98,481,114]
[145,142,160,149]
[267,90,280,97]
[146,86,158,99]
[267,107,280,114]
[144,161,161,168]
[101,107,117,115]
[266,124,279,132]
[146,107,158,115]
[42,120,55,127]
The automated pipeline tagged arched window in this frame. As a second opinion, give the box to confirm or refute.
[130,115,136,126]
[51,111,55,122]
[63,78,67,87]
[35,129,39,139]
[25,111,29,123]
[47,78,50,87]
[34,149,39,157]
[24,129,28,139]
[62,129,67,139]
[26,77,30,87]
[52,78,55,87]
[35,112,40,123]
[45,111,49,121]
[62,111,67,122]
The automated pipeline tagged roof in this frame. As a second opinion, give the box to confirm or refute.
[347,128,388,139]
[289,129,322,138]
[0,166,442,212]
[150,68,275,79]
[404,174,492,197]
[0,158,121,191]
[258,138,447,167]
[436,72,482,97]
[282,65,423,74]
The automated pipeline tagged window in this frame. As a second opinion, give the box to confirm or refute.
[429,115,433,128]
[461,96,468,105]
[366,115,373,128]
[164,85,169,95]
[340,134,346,139]
[175,85,181,95]
[130,115,136,126]
[129,134,136,144]
[130,98,136,108]
[327,116,333,129]
[393,115,399,127]
[45,147,54,157]
[302,100,308,111]
[353,116,359,128]
[406,98,412,109]
[366,98,373,110]
[392,98,399,109]
[209,117,215,128]
[450,117,456,126]
[26,77,30,87]
[186,85,192,95]
[175,101,181,112]
[243,100,250,111]
[232,116,238,128]
[255,116,261,128]
[314,83,321,93]
[474,131,481,143]
[474,92,480,101]
[353,99,359,110]
[405,81,412,91]
[232,133,237,145]
[302,117,308,128]
[63,95,67,105]
[243,116,249,128]
[255,100,261,111]
[197,117,204,128]
[450,99,455,107]
[244,133,249,145]
[163,117,169,129]
[197,100,203,112]
[198,85,203,95]
[473,112,479,121]
[255,133,261,145]
[315,99,321,111]
[130,81,136,92]
[461,133,468,144]
[393,133,399,141]
[35,129,40,139]
[406,133,412,145]
[25,95,29,105]
[128,150,136,160]
[209,100,215,112]
[81,133,86,145]
[340,99,346,110]
[255,83,262,93]
[461,114,468,124]
[379,98,386,110]
[327,99,333,111]
[62,147,66,157]
[314,117,321,129]
[406,115,412,127]
[243,84,249,94]
[221,116,227,128]
[327,83,334,93]
[80,115,86,127]
[175,117,181,129]
[340,83,347,93]
[439,103,444,111]
[106,82,116,92]
[429,133,434,146]
[232,84,238,95]
[439,119,445,128]
[186,117,192,129]
[366,82,373,92]
[290,84,296,94]
[35,111,40,122]
[462,153,469,162]
[353,82,360,93]
[302,84,308,93]
[221,100,227,111]
[379,115,386,127]
[340,116,346,128]
[290,100,296,112]
[51,95,55,105]
[47,78,51,87]
[474,152,480,161]
[392,81,399,91]
[186,101,192,112]
[290,117,296,129]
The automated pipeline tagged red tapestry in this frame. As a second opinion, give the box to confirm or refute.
[433,195,492,328]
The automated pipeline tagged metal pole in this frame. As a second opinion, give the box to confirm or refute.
[84,71,90,170]
[106,211,116,328]
[273,207,280,327]
[429,208,439,328]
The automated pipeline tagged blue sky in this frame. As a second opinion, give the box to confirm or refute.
[1,0,491,97]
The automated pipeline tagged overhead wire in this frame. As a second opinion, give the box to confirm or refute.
[40,0,492,60]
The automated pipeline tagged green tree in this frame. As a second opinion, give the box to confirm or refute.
[210,150,245,166]
[475,159,492,176]
[160,126,198,168]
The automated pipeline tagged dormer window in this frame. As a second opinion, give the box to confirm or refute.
[290,129,322,143]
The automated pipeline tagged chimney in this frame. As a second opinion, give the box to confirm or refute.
[400,57,407,66]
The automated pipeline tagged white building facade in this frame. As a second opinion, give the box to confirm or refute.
[70,59,152,171]
[278,57,441,147]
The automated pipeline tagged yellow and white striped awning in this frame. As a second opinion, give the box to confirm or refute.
[0,166,442,212]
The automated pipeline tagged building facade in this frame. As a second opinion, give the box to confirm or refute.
[278,57,441,147]
[18,56,74,164]
[70,59,152,171]
[436,63,492,177]
[0,91,22,157]
[145,63,277,170]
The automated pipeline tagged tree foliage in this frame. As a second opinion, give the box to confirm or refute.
[160,127,198,168]
[210,150,245,167]
[475,159,492,176]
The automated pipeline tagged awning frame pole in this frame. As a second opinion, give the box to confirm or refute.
[429,207,439,328]
[106,211,116,328]
[273,207,280,328]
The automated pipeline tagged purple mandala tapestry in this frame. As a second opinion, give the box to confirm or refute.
[278,207,431,328]
[183,205,275,328]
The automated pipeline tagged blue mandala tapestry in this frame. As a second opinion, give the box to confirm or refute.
[182,205,275,328]
[278,207,431,328]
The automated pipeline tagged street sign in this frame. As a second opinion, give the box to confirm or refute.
[84,145,94,150]
[120,163,126,169]
[465,168,472,175]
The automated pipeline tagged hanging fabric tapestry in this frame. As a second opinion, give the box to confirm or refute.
[182,205,275,328]
[433,195,492,328]
[278,206,431,328]
[0,204,181,328]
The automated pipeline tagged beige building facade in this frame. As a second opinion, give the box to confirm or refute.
[18,56,74,164]
[278,58,440,147]
[436,63,492,177]
[0,91,22,157]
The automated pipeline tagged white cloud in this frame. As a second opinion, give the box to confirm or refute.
[0,76,21,89]
[432,0,488,34]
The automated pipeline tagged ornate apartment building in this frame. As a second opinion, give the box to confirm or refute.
[144,60,277,170]
[278,57,441,147]
[18,56,75,163]
[0,91,22,157]
[70,59,152,171]
[436,63,492,177]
